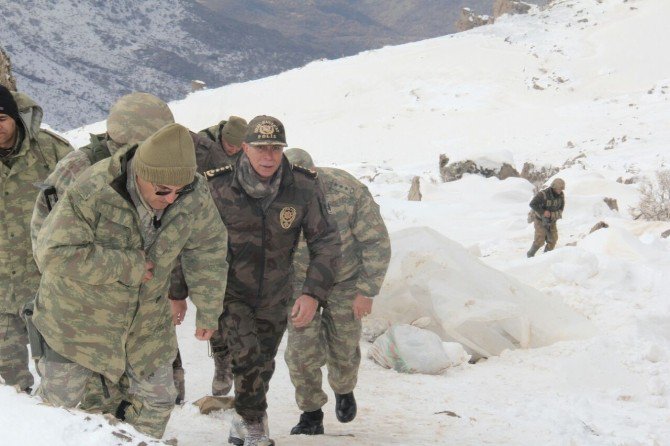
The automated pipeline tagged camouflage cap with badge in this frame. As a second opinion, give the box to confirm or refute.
[245,115,287,147]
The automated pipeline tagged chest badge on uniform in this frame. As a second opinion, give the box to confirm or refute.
[280,206,297,229]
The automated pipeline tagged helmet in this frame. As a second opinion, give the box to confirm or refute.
[106,92,174,146]
[284,148,315,169]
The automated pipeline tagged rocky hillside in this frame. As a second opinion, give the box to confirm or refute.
[1,0,548,130]
[0,0,320,130]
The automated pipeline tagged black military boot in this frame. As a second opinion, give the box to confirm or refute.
[335,392,357,423]
[290,409,324,435]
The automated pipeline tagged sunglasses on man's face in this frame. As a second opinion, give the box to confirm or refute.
[152,182,194,196]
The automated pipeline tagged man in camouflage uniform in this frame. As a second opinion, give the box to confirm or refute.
[192,115,248,171]
[29,92,182,410]
[527,177,565,257]
[0,85,73,392]
[284,148,391,435]
[171,116,341,446]
[31,92,175,251]
[32,123,228,439]
[169,115,248,400]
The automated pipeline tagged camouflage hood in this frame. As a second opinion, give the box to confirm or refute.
[11,91,43,140]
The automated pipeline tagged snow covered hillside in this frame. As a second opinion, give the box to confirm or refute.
[3,0,670,444]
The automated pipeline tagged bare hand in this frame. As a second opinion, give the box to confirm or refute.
[170,299,187,325]
[352,294,373,320]
[195,328,215,340]
[142,261,154,283]
[291,294,319,328]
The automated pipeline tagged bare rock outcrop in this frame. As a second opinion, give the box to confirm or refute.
[661,229,670,239]
[407,176,422,201]
[493,0,532,19]
[440,157,519,182]
[455,8,493,33]
[520,162,560,187]
[603,197,619,212]
[589,221,609,233]
[0,47,17,90]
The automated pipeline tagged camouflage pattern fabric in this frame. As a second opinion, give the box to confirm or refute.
[0,92,73,389]
[0,313,33,389]
[106,92,174,146]
[32,144,228,384]
[36,358,92,407]
[170,156,341,307]
[121,361,177,438]
[284,166,391,412]
[529,187,564,218]
[31,134,122,256]
[285,286,362,412]
[80,371,130,415]
[220,300,287,420]
[528,187,565,253]
[170,154,340,422]
[193,123,241,172]
[531,218,559,252]
[39,357,177,438]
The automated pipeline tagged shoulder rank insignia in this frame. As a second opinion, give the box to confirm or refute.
[291,164,318,178]
[204,164,233,179]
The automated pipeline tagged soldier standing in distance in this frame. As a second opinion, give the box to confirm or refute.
[171,115,341,446]
[527,177,565,257]
[32,123,229,439]
[284,148,391,435]
[0,85,73,392]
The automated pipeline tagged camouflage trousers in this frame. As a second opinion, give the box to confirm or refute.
[0,312,34,391]
[285,287,361,412]
[37,358,177,438]
[530,218,559,252]
[220,299,287,421]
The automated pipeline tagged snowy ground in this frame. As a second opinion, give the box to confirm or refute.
[3,0,670,444]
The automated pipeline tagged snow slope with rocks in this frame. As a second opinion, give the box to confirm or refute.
[2,0,670,444]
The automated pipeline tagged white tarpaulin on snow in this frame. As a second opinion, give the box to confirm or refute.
[372,227,597,357]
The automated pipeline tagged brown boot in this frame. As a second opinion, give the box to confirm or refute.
[212,351,233,396]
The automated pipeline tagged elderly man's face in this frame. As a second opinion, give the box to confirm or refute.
[0,114,17,149]
[243,143,283,181]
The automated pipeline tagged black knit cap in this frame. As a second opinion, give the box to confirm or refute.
[0,85,20,123]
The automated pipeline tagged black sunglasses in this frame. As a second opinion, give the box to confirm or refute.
[153,181,195,196]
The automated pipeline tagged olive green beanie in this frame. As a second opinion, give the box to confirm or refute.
[134,123,196,186]
[221,115,248,146]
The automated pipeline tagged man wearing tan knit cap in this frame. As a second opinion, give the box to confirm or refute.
[32,123,228,439]
[193,115,248,171]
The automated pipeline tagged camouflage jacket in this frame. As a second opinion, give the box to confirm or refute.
[33,145,228,382]
[193,122,241,172]
[0,92,73,316]
[530,187,565,220]
[31,133,116,255]
[170,156,341,308]
[293,167,391,298]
